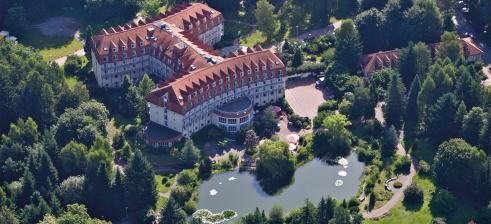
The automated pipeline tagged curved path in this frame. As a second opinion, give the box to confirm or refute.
[363,102,417,219]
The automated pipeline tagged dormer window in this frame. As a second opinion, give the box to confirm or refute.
[226,77,230,82]
[131,44,135,48]
[233,73,237,79]
[112,48,117,52]
[122,45,126,50]
[255,68,259,72]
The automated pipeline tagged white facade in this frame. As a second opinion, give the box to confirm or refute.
[149,76,286,138]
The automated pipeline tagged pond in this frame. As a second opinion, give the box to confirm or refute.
[197,153,364,222]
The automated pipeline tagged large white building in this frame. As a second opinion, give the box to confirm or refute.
[90,3,225,88]
[90,3,287,148]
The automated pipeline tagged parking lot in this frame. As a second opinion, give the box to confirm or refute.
[284,77,329,119]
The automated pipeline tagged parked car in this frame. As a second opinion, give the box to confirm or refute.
[315,77,326,88]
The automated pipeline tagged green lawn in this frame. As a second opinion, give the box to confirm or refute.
[240,31,267,48]
[156,196,168,210]
[142,150,184,168]
[21,29,83,61]
[65,76,79,89]
[364,175,477,224]
[155,173,175,193]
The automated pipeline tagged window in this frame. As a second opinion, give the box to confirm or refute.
[228,119,237,124]
[228,126,237,132]
[240,116,248,123]
[131,44,135,48]
[140,42,144,47]
[219,117,226,123]
[255,67,259,72]
[270,64,274,69]
[112,48,117,52]
[122,46,126,50]
[247,70,251,75]
[279,70,284,76]
[262,66,267,71]
[103,57,108,62]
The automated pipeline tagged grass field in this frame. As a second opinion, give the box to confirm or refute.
[21,29,83,61]
[155,173,175,193]
[65,76,79,89]
[364,175,477,224]
[240,31,267,48]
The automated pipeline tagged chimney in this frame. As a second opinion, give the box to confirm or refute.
[147,27,155,38]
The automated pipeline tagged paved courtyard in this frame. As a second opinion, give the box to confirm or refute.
[285,77,329,119]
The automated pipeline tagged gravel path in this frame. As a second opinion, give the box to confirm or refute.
[363,102,417,219]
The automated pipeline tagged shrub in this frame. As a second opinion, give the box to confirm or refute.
[170,186,192,205]
[432,217,447,224]
[228,153,240,167]
[318,100,338,113]
[177,170,198,187]
[418,160,431,175]
[393,181,403,188]
[286,62,326,74]
[183,200,197,215]
[394,156,411,174]
[404,183,424,204]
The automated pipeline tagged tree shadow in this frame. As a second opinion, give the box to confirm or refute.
[402,200,423,211]
[256,173,294,195]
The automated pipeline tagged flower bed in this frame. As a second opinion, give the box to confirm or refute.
[192,209,237,224]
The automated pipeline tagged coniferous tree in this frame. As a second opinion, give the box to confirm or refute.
[455,101,467,130]
[479,112,491,154]
[406,75,421,121]
[384,73,406,129]
[317,197,336,223]
[455,66,481,108]
[383,125,399,157]
[301,199,318,224]
[291,49,304,67]
[426,93,458,144]
[159,197,187,224]
[138,74,155,97]
[334,20,362,73]
[180,139,200,167]
[198,158,213,180]
[417,76,437,119]
[269,204,284,224]
[330,206,351,224]
[124,150,157,213]
[255,0,276,39]
[461,107,485,146]
[18,169,35,208]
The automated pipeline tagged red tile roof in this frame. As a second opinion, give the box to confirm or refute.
[90,2,223,68]
[361,37,485,74]
[147,47,286,115]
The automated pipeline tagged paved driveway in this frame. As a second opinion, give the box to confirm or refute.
[285,77,329,119]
